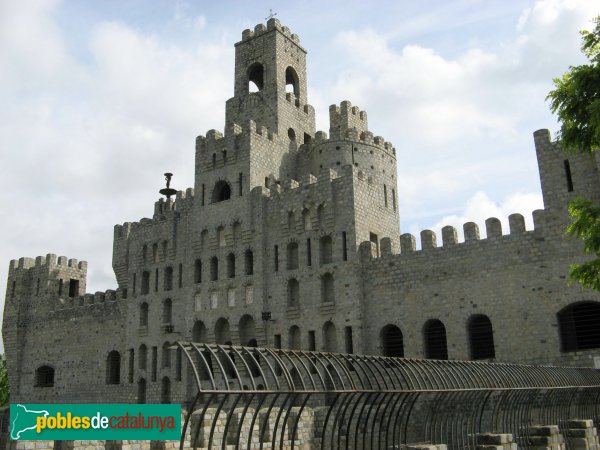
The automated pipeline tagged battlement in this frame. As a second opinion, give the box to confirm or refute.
[284,93,315,115]
[196,121,277,154]
[54,288,126,311]
[240,19,302,47]
[9,253,87,275]
[329,101,369,138]
[359,211,543,262]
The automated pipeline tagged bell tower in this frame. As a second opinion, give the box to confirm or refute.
[225,18,316,143]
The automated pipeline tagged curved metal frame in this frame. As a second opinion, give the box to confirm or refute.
[176,342,600,450]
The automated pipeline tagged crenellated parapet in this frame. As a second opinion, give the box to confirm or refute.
[360,211,544,270]
[329,101,368,138]
[6,253,87,302]
[240,18,303,48]
[298,101,395,183]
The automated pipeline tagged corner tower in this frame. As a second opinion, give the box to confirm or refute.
[225,18,316,143]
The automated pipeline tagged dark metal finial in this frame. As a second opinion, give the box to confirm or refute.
[159,172,177,200]
[265,9,277,20]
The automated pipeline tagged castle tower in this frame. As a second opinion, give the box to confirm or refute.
[225,18,316,144]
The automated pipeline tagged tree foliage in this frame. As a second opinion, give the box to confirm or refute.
[547,16,600,290]
[547,16,600,154]
[566,198,600,291]
[0,354,9,406]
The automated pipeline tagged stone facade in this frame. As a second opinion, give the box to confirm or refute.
[4,18,600,405]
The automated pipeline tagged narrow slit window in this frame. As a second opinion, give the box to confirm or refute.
[564,160,574,192]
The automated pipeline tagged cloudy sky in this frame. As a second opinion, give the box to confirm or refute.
[0,0,597,348]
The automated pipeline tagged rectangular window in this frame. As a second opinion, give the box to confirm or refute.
[178,263,183,288]
[308,331,316,351]
[274,334,282,349]
[392,188,397,211]
[245,285,254,305]
[384,184,388,207]
[201,184,205,206]
[68,279,79,297]
[274,245,279,272]
[128,348,134,383]
[154,268,159,292]
[132,273,137,295]
[370,232,379,257]
[345,326,354,354]
[151,346,157,382]
[306,239,312,266]
[564,160,574,192]
[228,288,236,307]
[238,172,243,196]
[342,232,348,261]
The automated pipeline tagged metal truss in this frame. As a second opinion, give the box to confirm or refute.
[175,342,600,449]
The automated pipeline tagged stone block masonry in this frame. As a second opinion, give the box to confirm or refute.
[4,12,600,428]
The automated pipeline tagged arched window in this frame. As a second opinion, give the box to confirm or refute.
[138,378,146,404]
[35,365,55,387]
[381,325,404,357]
[558,302,600,352]
[468,315,495,360]
[212,181,231,203]
[320,236,333,265]
[424,320,448,360]
[287,242,299,270]
[245,250,254,275]
[289,325,301,350]
[215,318,231,344]
[193,321,207,342]
[227,253,236,278]
[210,257,218,281]
[141,271,150,295]
[287,278,299,306]
[248,63,264,92]
[239,315,256,346]
[285,66,299,96]
[139,344,147,370]
[161,377,171,404]
[321,273,334,303]
[194,260,202,283]
[164,267,173,291]
[162,298,172,324]
[106,351,121,385]
[139,302,148,327]
[323,321,338,352]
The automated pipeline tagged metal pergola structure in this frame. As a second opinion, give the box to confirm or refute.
[175,342,600,450]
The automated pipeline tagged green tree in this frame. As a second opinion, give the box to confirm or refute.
[547,16,600,290]
[0,354,9,406]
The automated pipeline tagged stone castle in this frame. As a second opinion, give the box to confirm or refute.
[4,18,600,405]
